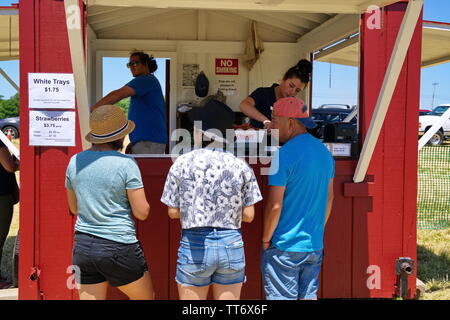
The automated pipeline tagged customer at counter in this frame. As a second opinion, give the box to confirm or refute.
[91,51,167,154]
[239,59,312,130]
[260,97,334,300]
[65,105,154,300]
[161,100,262,300]
[0,138,19,288]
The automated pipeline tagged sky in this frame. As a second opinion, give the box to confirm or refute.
[0,0,448,110]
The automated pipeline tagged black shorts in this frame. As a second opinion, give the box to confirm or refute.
[72,232,148,287]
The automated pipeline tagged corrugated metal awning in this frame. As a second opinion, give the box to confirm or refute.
[0,6,19,61]
[316,21,450,68]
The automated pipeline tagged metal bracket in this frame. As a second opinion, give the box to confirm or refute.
[29,267,41,282]
[395,257,415,300]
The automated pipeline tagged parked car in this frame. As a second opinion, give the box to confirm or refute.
[317,104,354,110]
[0,116,20,139]
[419,109,432,116]
[418,105,450,146]
[310,107,357,139]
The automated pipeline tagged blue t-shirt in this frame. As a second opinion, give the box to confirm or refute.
[65,150,144,244]
[249,83,278,129]
[268,133,335,252]
[127,74,168,144]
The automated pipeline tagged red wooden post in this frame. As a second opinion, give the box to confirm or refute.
[19,0,85,299]
[352,0,422,298]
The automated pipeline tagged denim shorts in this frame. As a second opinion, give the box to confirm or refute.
[261,246,323,300]
[72,232,148,287]
[176,228,246,287]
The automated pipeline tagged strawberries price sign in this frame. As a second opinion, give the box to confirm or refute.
[215,58,239,75]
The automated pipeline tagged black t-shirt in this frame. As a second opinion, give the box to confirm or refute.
[248,83,279,129]
[0,140,16,196]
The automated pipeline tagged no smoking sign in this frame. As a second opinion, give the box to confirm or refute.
[215,58,239,75]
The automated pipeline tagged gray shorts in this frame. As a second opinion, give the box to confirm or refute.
[131,141,166,154]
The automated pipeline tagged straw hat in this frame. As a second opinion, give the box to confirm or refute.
[85,105,135,144]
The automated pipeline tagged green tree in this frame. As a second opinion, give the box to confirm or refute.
[0,93,19,119]
[115,97,130,118]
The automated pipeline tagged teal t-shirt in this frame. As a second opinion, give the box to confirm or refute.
[268,133,335,252]
[65,150,144,244]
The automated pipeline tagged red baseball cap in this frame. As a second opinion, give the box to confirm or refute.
[273,97,317,129]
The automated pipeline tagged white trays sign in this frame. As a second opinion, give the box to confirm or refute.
[28,73,75,109]
[29,110,76,146]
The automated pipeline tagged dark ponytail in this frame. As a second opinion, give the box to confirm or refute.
[130,51,158,73]
[283,59,312,84]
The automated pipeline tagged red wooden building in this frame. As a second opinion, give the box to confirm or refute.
[17,0,425,299]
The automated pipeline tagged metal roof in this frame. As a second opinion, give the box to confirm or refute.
[0,6,18,61]
[316,21,450,68]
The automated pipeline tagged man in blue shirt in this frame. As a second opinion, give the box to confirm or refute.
[92,51,168,154]
[261,97,335,300]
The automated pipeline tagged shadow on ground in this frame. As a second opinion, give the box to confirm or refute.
[417,244,450,281]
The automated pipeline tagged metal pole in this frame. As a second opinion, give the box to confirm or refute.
[431,82,438,109]
[0,67,19,92]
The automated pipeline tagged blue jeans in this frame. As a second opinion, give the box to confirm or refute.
[176,228,246,287]
[261,246,323,300]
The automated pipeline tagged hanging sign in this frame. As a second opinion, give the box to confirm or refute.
[218,79,237,96]
[29,110,76,146]
[324,143,352,157]
[28,73,75,109]
[215,58,239,75]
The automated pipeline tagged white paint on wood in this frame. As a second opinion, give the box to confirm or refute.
[88,0,398,14]
[297,14,359,52]
[94,9,173,32]
[64,0,91,150]
[197,10,207,41]
[233,11,307,35]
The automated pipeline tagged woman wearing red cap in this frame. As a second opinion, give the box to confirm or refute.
[239,59,312,130]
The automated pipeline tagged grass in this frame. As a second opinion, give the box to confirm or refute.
[417,144,450,229]
[416,144,450,299]
[417,229,450,300]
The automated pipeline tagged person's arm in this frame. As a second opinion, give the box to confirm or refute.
[262,186,285,249]
[239,97,272,129]
[0,147,18,173]
[66,189,78,215]
[91,85,136,112]
[127,188,150,221]
[242,205,255,223]
[324,178,334,225]
[168,207,180,219]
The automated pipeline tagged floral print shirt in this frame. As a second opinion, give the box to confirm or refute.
[161,148,262,229]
